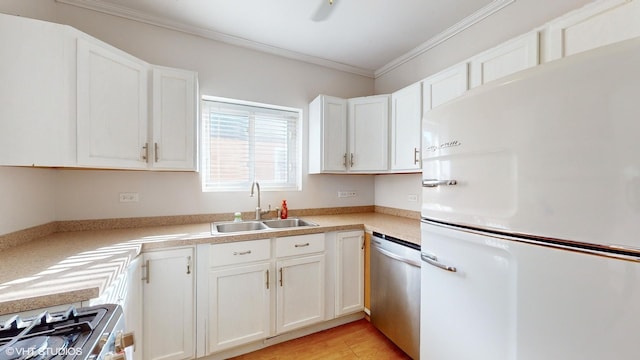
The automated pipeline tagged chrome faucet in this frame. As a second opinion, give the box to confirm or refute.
[250,181,271,220]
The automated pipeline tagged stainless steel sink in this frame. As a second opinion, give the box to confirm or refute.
[211,218,318,234]
[262,218,318,228]
[212,221,268,234]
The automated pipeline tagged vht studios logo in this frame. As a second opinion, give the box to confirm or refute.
[4,346,83,358]
[425,140,462,152]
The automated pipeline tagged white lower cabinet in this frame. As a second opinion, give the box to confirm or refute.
[276,254,325,333]
[203,233,331,357]
[274,234,326,334]
[208,262,271,353]
[335,231,365,316]
[142,248,195,360]
[206,239,271,354]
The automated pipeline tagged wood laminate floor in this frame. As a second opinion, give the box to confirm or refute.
[229,319,412,360]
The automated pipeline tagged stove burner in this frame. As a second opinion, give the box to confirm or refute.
[0,305,122,360]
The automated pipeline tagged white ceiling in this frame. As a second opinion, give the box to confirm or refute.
[57,0,514,78]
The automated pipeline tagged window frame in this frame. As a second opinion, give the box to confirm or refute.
[200,95,303,192]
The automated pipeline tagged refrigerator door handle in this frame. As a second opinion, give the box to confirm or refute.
[422,179,458,187]
[421,252,457,272]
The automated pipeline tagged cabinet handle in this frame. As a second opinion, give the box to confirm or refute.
[154,142,159,162]
[343,153,347,169]
[186,256,192,275]
[350,153,354,167]
[142,260,150,284]
[422,179,458,187]
[294,243,310,248]
[279,267,283,287]
[414,147,420,165]
[361,236,365,250]
[266,269,270,290]
[233,250,252,255]
[142,143,149,163]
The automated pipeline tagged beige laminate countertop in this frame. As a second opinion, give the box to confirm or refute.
[0,212,420,316]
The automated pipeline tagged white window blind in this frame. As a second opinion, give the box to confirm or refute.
[201,97,301,192]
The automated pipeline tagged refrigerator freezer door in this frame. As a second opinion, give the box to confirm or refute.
[421,37,640,248]
[420,222,516,360]
[421,221,640,360]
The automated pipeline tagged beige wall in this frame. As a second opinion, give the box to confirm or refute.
[374,0,594,94]
[0,167,56,234]
[0,0,600,233]
[372,0,594,212]
[0,0,375,231]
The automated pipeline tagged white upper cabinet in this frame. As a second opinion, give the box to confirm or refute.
[309,94,389,173]
[308,95,348,173]
[470,31,539,88]
[545,0,640,62]
[77,37,149,169]
[0,13,198,171]
[423,63,469,110]
[347,95,390,173]
[152,66,198,170]
[390,83,422,172]
[0,14,76,167]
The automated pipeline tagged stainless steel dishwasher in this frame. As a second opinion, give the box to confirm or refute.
[370,231,421,360]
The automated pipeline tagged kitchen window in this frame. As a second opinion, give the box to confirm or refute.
[201,96,302,192]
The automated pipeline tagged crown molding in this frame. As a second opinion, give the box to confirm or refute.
[55,0,376,78]
[374,0,516,78]
[56,0,513,79]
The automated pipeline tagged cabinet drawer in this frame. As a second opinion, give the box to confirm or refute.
[210,239,270,267]
[276,234,325,258]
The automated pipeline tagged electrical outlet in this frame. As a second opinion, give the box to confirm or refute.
[408,194,418,202]
[337,191,357,198]
[119,192,139,202]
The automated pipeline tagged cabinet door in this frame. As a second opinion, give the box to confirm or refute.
[124,258,143,360]
[335,231,364,316]
[545,0,640,62]
[142,248,195,360]
[208,262,271,354]
[152,66,198,170]
[276,254,325,333]
[77,37,149,168]
[348,95,389,172]
[308,95,348,173]
[470,32,538,88]
[423,63,468,111]
[390,83,422,172]
[0,14,75,167]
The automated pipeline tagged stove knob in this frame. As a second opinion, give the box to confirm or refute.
[115,331,135,353]
[98,332,110,348]
[104,352,126,360]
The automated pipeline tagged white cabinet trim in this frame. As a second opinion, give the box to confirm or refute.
[545,0,640,61]
[469,31,539,88]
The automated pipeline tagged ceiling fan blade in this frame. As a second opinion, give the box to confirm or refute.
[311,0,337,22]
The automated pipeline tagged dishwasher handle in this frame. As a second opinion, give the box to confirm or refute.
[373,245,421,268]
[421,252,457,272]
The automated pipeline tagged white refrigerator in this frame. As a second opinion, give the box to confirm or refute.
[420,37,640,360]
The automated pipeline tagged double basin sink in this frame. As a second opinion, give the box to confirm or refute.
[211,218,318,234]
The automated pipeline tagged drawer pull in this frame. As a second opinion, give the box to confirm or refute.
[294,243,310,248]
[233,250,252,255]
